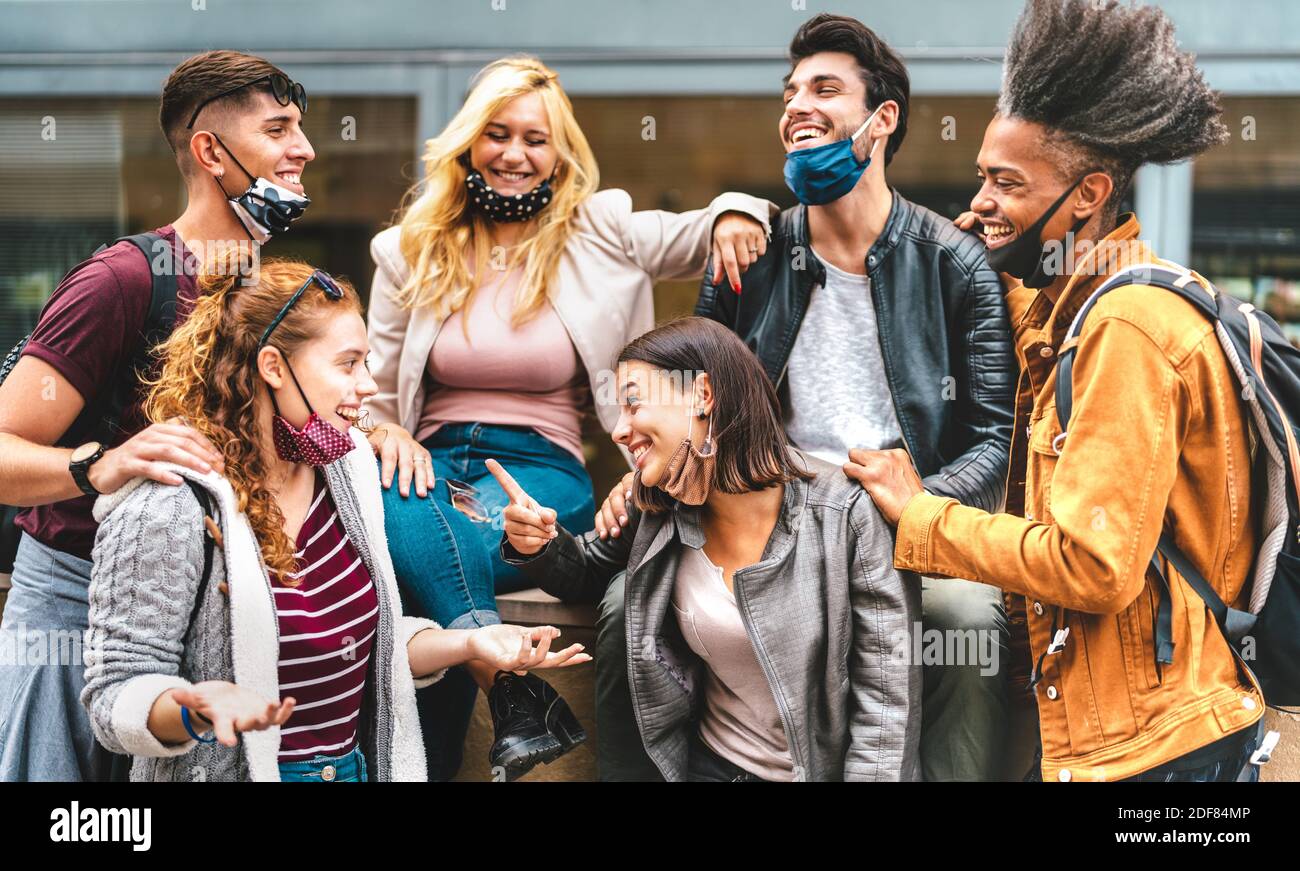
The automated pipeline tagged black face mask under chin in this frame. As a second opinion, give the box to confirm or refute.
[985,178,1088,289]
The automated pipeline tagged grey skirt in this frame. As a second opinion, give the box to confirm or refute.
[0,533,120,781]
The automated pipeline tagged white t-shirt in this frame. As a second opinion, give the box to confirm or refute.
[783,251,904,465]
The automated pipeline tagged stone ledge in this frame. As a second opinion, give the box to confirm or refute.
[496,587,597,629]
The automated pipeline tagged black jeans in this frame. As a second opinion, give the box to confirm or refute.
[687,732,770,782]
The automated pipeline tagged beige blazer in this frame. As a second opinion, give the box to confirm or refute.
[366,188,776,448]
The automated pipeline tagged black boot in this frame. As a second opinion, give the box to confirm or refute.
[487,671,587,781]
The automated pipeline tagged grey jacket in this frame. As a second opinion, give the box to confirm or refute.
[504,454,922,781]
[81,429,442,782]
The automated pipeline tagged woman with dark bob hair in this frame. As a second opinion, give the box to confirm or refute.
[489,316,921,781]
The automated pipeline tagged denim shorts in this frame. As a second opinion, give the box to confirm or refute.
[278,746,368,783]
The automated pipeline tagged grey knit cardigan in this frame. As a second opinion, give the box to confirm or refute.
[81,428,444,782]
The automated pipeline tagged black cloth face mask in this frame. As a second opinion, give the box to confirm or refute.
[986,177,1088,288]
[465,169,553,223]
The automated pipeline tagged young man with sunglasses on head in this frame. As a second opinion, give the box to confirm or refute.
[0,50,426,782]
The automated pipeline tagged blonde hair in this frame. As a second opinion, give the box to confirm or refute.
[144,255,364,581]
[392,55,599,327]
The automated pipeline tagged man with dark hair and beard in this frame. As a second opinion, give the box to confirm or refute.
[854,0,1270,782]
[593,12,1018,782]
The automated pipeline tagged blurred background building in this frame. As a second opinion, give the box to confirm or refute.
[2,0,1298,495]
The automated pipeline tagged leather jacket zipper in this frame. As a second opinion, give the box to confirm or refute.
[864,258,921,465]
[733,567,808,781]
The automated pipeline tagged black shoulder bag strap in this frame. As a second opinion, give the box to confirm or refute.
[182,478,218,638]
[98,232,180,437]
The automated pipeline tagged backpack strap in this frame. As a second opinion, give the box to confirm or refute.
[118,233,181,355]
[1049,262,1254,674]
[1156,530,1258,644]
[181,478,218,639]
[1053,263,1210,434]
[2,233,178,399]
[96,232,181,437]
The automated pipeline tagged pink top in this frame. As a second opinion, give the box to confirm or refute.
[415,267,588,462]
[672,544,795,782]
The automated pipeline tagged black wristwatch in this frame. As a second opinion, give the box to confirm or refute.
[69,441,106,497]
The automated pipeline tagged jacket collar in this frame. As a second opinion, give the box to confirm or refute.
[1022,213,1149,351]
[865,187,907,273]
[789,187,907,276]
[668,470,808,554]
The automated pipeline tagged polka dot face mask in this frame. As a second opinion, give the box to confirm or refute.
[464,169,554,223]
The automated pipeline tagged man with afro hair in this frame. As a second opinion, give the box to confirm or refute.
[850,0,1270,782]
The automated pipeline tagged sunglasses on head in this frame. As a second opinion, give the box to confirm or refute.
[187,73,309,130]
[258,270,344,349]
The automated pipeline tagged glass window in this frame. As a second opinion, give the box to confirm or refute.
[0,96,416,357]
[1192,97,1300,343]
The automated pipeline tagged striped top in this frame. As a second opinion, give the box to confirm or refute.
[273,471,379,761]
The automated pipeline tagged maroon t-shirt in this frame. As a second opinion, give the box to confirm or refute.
[16,226,197,561]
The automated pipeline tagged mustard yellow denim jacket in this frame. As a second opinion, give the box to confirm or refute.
[895,215,1265,782]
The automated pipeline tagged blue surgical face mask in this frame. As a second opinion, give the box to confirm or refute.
[783,104,884,206]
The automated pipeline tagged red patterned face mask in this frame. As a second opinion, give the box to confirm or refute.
[269,361,356,466]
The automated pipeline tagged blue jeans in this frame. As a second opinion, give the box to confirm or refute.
[687,732,769,782]
[0,533,127,782]
[279,746,368,782]
[422,423,596,595]
[380,423,595,780]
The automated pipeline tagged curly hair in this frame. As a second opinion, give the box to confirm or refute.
[143,254,363,581]
[997,0,1228,221]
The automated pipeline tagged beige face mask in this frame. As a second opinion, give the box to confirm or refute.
[658,392,716,506]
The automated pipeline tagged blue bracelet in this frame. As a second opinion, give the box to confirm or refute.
[181,706,217,744]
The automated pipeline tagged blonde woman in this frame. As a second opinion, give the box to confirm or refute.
[80,258,587,781]
[368,55,775,780]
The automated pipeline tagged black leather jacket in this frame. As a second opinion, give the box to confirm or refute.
[695,190,1015,512]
